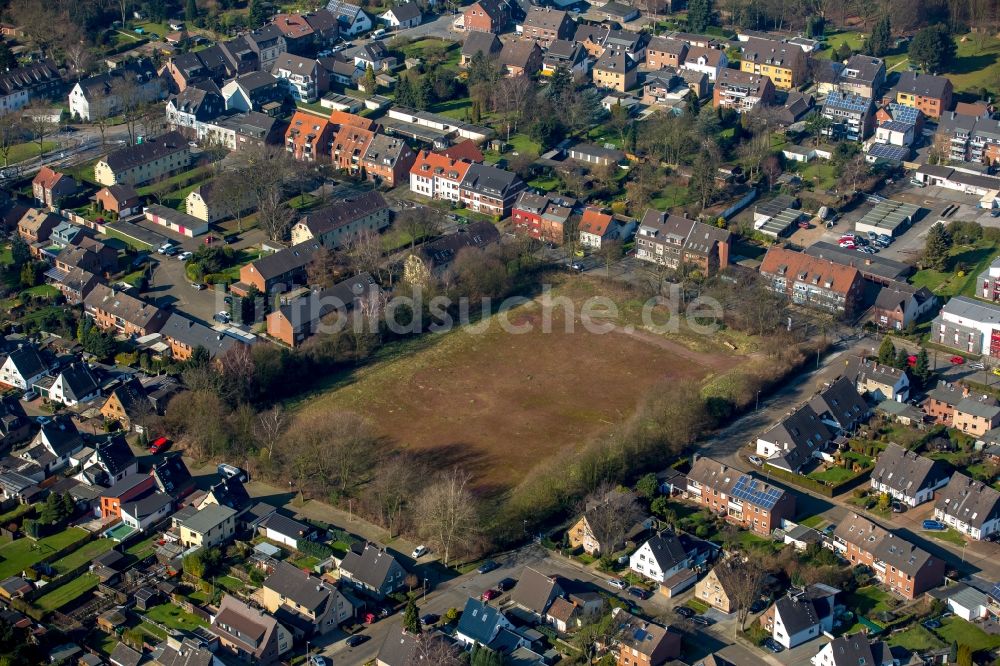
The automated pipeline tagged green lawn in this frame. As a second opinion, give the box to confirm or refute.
[935,616,1000,651]
[125,533,159,559]
[824,30,865,59]
[21,284,59,299]
[143,603,208,631]
[922,527,967,547]
[888,625,946,651]
[650,183,695,210]
[138,621,168,641]
[911,240,999,297]
[808,465,857,484]
[35,572,99,612]
[796,161,839,192]
[942,33,1000,93]
[136,165,213,198]
[844,586,893,617]
[430,97,474,121]
[6,141,58,165]
[800,515,827,529]
[0,503,33,526]
[0,527,89,579]
[215,575,245,593]
[50,538,115,574]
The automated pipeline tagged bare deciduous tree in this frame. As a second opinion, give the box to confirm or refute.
[407,632,464,665]
[365,454,423,538]
[253,405,288,461]
[64,42,94,80]
[725,553,769,631]
[394,206,439,250]
[344,230,386,282]
[22,105,58,159]
[580,484,642,555]
[257,186,296,242]
[415,468,479,566]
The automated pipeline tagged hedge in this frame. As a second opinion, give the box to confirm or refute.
[762,464,872,498]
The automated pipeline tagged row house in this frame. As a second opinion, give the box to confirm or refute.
[934,472,1000,541]
[285,111,333,161]
[739,37,807,90]
[0,60,60,117]
[832,513,944,599]
[460,32,502,67]
[409,151,472,203]
[331,124,376,174]
[83,284,169,337]
[759,246,864,316]
[685,456,796,536]
[645,36,688,71]
[361,134,416,187]
[163,45,241,93]
[922,382,965,426]
[160,313,245,361]
[94,131,191,187]
[713,68,774,112]
[930,295,1000,359]
[270,13,316,55]
[682,46,727,82]
[938,112,1000,165]
[463,0,512,34]
[233,243,320,296]
[893,72,953,120]
[266,273,379,347]
[499,40,543,77]
[542,40,589,78]
[604,29,648,62]
[870,443,951,507]
[165,85,226,134]
[635,210,731,276]
[518,7,573,46]
[69,60,164,121]
[220,71,284,113]
[574,24,611,59]
[198,111,280,152]
[289,190,391,248]
[511,191,576,244]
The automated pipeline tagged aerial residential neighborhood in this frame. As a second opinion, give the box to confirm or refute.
[3,0,1000,665]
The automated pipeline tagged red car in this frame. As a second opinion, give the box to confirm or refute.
[907,355,917,367]
[149,436,170,454]
[481,589,500,601]
[950,356,965,365]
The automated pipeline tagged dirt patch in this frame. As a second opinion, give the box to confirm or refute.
[297,291,745,492]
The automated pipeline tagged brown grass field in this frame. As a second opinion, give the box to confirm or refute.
[296,284,749,491]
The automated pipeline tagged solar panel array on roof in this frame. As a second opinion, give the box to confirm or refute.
[889,103,920,124]
[732,475,783,509]
[825,92,872,113]
[758,208,802,237]
[867,142,909,162]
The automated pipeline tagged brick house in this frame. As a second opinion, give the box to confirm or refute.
[645,37,688,71]
[233,243,321,295]
[100,473,156,519]
[95,184,143,217]
[160,313,245,361]
[32,167,76,211]
[635,210,731,276]
[267,273,379,347]
[463,0,511,33]
[609,607,680,665]
[759,246,864,316]
[894,72,953,120]
[330,124,376,174]
[922,382,963,425]
[519,7,573,47]
[685,456,795,536]
[361,134,416,187]
[285,111,334,162]
[713,68,775,112]
[499,40,543,77]
[511,191,576,244]
[83,284,168,337]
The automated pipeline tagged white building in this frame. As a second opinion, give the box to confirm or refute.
[934,472,1000,541]
[47,363,101,407]
[0,347,48,391]
[874,120,915,147]
[931,295,1000,358]
[381,2,422,28]
[811,633,892,666]
[121,493,173,531]
[629,533,691,584]
[327,0,373,35]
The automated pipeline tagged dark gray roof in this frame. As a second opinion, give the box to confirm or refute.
[955,395,1000,420]
[264,560,334,613]
[823,633,877,666]
[808,376,868,429]
[935,472,1000,530]
[842,55,884,85]
[77,60,158,99]
[386,1,421,21]
[896,71,951,98]
[160,313,242,360]
[774,595,820,635]
[462,31,502,56]
[152,456,193,496]
[206,477,252,512]
[871,443,948,496]
[57,362,99,402]
[510,567,564,614]
[418,220,501,267]
[648,36,688,55]
[37,415,83,458]
[180,504,236,533]
[457,597,507,644]
[5,346,46,380]
[110,643,143,666]
[94,436,135,477]
[0,61,59,96]
[102,472,151,499]
[102,131,188,173]
[275,273,380,335]
[122,491,172,520]
[642,533,688,571]
[376,630,420,666]
[261,512,311,539]
[300,190,389,237]
[249,243,321,281]
[340,543,404,588]
[873,533,936,577]
[460,163,524,197]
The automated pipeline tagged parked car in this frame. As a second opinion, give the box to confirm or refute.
[749,598,768,613]
[149,436,170,454]
[420,613,439,626]
[608,578,627,590]
[477,559,499,574]
[923,619,942,629]
[968,362,985,370]
[497,577,516,591]
[20,390,36,402]
[217,463,247,481]
[950,356,965,365]
[674,606,695,618]
[411,545,428,559]
[628,587,650,600]
[866,231,878,240]
[191,282,206,290]
[922,519,946,531]
[309,656,329,666]
[763,638,784,653]
[749,455,763,466]
[841,231,856,238]
[178,251,193,261]
[482,588,500,601]
[213,311,231,323]
[910,178,926,187]
[892,502,906,513]
[692,616,713,626]
[345,635,368,647]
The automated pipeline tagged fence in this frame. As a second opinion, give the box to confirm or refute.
[762,463,872,498]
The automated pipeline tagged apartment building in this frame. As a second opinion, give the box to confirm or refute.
[938,113,1000,165]
[289,190,391,248]
[645,37,688,71]
[931,295,1000,358]
[94,131,191,187]
[894,72,953,119]
[593,51,638,92]
[820,91,875,141]
[712,67,775,112]
[519,7,573,46]
[285,111,334,162]
[409,151,473,202]
[361,134,416,187]
[934,472,1000,541]
[511,191,576,244]
[739,37,806,90]
[635,210,731,276]
[459,163,526,217]
[759,246,864,316]
[272,53,326,103]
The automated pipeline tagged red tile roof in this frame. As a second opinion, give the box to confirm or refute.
[579,207,613,236]
[409,150,473,183]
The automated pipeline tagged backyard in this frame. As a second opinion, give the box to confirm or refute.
[910,239,999,297]
[942,33,1000,94]
[35,573,100,613]
[143,602,208,632]
[0,527,90,579]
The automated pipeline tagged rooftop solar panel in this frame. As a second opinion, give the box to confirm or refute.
[732,475,782,509]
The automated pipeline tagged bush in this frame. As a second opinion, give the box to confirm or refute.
[297,540,333,560]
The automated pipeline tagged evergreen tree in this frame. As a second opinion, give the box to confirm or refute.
[909,25,956,74]
[189,346,211,368]
[913,348,931,388]
[10,236,29,268]
[403,600,421,634]
[185,0,198,23]
[877,336,896,364]
[836,42,853,62]
[363,64,377,95]
[549,66,571,101]
[687,0,713,33]
[61,493,76,521]
[923,223,952,271]
[395,77,414,107]
[0,41,16,71]
[40,492,62,525]
[249,0,268,27]
[895,348,910,370]
[685,89,700,116]
[866,14,892,58]
[956,644,972,666]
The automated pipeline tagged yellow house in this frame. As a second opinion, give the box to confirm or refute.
[259,561,353,635]
[184,182,255,223]
[694,564,738,613]
[592,51,637,92]
[94,131,191,186]
[739,37,806,91]
[177,504,236,549]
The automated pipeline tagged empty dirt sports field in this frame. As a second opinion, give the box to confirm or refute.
[295,288,748,491]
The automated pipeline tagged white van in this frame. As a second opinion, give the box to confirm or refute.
[371,28,386,39]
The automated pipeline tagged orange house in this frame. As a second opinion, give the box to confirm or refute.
[285,111,334,162]
[100,473,156,519]
[330,124,375,174]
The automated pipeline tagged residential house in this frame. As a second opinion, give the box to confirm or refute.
[271,14,316,55]
[100,379,153,433]
[519,8,573,46]
[0,345,48,390]
[760,584,838,649]
[931,295,1000,358]
[634,210,731,276]
[838,55,886,98]
[609,607,681,664]
[455,597,514,647]
[266,273,381,347]
[807,376,870,433]
[682,47,727,82]
[94,131,191,187]
[739,37,806,90]
[100,473,156,519]
[954,394,1000,437]
[873,282,937,330]
[289,191,391,248]
[875,120,916,147]
[894,72,953,120]
[870,443,951,507]
[567,142,624,166]
[775,91,815,125]
[233,243,320,295]
[47,362,101,407]
[463,0,511,34]
[246,25,289,70]
[821,91,875,141]
[259,513,312,550]
[185,181,254,224]
[832,513,944,599]
[923,382,963,424]
[541,39,589,78]
[459,163,526,216]
[598,1,640,22]
[84,284,168,337]
[211,594,292,665]
[198,477,254,519]
[69,60,163,120]
[166,85,226,134]
[32,167,76,211]
[54,267,98,306]
[574,24,610,58]
[381,2,422,29]
[461,32,502,67]
[220,72,283,113]
[685,456,796,536]
[95,184,143,217]
[511,191,576,244]
[695,562,740,613]
[975,257,1000,303]
[409,151,473,202]
[361,134,416,187]
[260,560,352,636]
[20,414,82,473]
[593,51,638,92]
[0,396,31,449]
[338,543,407,599]
[499,40,543,77]
[0,61,60,116]
[200,110,281,151]
[511,567,566,618]
[404,220,501,283]
[377,630,453,666]
[178,504,237,548]
[579,207,615,249]
[759,246,864,316]
[846,357,910,402]
[272,54,326,103]
[755,404,833,473]
[56,238,118,276]
[150,456,195,499]
[938,113,1000,165]
[934,472,1000,541]
[568,492,653,555]
[713,67,775,112]
[330,124,376,174]
[160,313,245,362]
[285,111,334,161]
[17,207,60,248]
[604,29,648,62]
[120,492,173,532]
[936,585,990,623]
[811,633,894,666]
[629,533,692,585]
[646,37,689,71]
[76,435,136,487]
[326,0,373,36]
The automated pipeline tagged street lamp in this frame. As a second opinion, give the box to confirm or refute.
[755,390,761,412]
[423,576,427,601]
